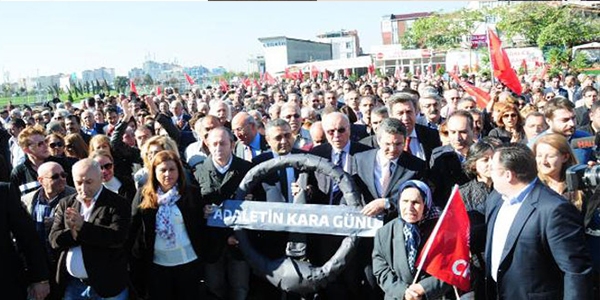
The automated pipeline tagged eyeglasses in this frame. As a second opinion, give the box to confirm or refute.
[282,114,300,119]
[49,142,64,148]
[100,163,113,170]
[502,113,518,119]
[45,172,67,181]
[326,128,347,135]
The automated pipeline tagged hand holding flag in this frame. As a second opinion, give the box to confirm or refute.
[413,185,471,292]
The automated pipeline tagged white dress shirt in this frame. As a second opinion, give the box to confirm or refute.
[407,128,426,162]
[490,179,536,281]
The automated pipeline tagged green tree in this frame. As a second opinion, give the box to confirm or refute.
[401,8,485,50]
[114,76,129,94]
[143,74,154,86]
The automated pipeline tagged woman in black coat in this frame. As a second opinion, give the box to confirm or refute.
[128,150,203,300]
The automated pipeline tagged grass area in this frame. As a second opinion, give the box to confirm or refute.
[0,93,91,108]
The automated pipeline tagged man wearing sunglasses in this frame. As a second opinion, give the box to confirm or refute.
[11,127,74,196]
[21,162,76,299]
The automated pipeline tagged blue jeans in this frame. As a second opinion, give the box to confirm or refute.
[63,277,128,300]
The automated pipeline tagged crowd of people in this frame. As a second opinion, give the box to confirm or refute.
[1,69,600,300]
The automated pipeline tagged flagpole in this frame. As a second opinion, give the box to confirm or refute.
[453,286,461,299]
[412,184,459,284]
[486,27,495,86]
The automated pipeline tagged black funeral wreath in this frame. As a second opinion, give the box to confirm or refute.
[233,153,363,295]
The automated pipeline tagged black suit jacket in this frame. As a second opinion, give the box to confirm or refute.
[429,145,470,207]
[0,183,49,299]
[309,141,372,205]
[49,188,131,298]
[350,123,369,142]
[575,105,591,128]
[128,185,203,295]
[414,124,441,164]
[195,155,253,263]
[485,181,593,299]
[352,149,426,210]
[233,134,270,161]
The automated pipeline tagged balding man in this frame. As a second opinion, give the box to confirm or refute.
[280,103,312,150]
[309,112,371,299]
[309,121,326,148]
[185,115,221,169]
[232,112,270,161]
[22,162,76,300]
[50,159,131,299]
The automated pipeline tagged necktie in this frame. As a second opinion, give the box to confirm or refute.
[331,151,345,205]
[244,146,253,162]
[404,136,412,154]
[381,161,392,197]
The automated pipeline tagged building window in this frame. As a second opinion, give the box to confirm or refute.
[346,42,352,49]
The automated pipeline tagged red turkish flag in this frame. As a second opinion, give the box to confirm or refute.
[219,79,228,92]
[368,64,375,76]
[156,85,162,95]
[242,78,251,88]
[323,69,330,81]
[344,68,351,77]
[311,65,319,80]
[264,72,276,85]
[184,73,195,85]
[130,80,137,95]
[450,72,490,109]
[488,28,522,95]
[416,186,471,292]
[297,69,304,81]
[284,68,291,80]
[394,65,401,79]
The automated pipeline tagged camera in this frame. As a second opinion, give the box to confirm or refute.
[566,164,600,194]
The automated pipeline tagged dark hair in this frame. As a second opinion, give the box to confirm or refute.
[495,143,538,183]
[463,137,502,178]
[376,118,407,140]
[9,118,26,129]
[544,96,574,120]
[66,114,81,125]
[447,109,475,131]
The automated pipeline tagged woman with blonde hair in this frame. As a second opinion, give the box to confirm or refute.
[532,133,581,209]
[488,103,526,144]
[88,134,111,154]
[129,150,203,299]
[64,133,89,159]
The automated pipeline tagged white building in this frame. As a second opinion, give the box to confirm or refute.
[316,30,361,60]
[258,36,332,74]
[81,67,115,84]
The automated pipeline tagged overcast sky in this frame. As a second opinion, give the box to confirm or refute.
[0,1,468,82]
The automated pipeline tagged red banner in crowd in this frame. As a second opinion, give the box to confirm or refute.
[488,28,522,95]
[130,80,137,95]
[450,72,490,109]
[184,73,195,85]
[415,186,471,292]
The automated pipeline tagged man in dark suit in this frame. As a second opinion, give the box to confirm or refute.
[195,127,253,300]
[486,143,593,299]
[310,112,372,205]
[388,92,441,164]
[309,112,371,299]
[545,74,569,99]
[352,118,427,299]
[429,110,473,207]
[65,115,92,145]
[232,112,269,161]
[49,158,131,299]
[575,86,599,128]
[1,182,50,300]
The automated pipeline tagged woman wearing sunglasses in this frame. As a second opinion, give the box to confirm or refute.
[45,133,66,158]
[488,102,526,144]
[89,150,136,205]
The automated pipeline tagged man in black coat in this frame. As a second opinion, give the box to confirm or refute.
[49,159,131,299]
[0,182,50,300]
[429,110,474,207]
[388,93,441,164]
[309,112,371,299]
[195,127,253,300]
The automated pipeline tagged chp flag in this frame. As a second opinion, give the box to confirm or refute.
[415,185,471,291]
